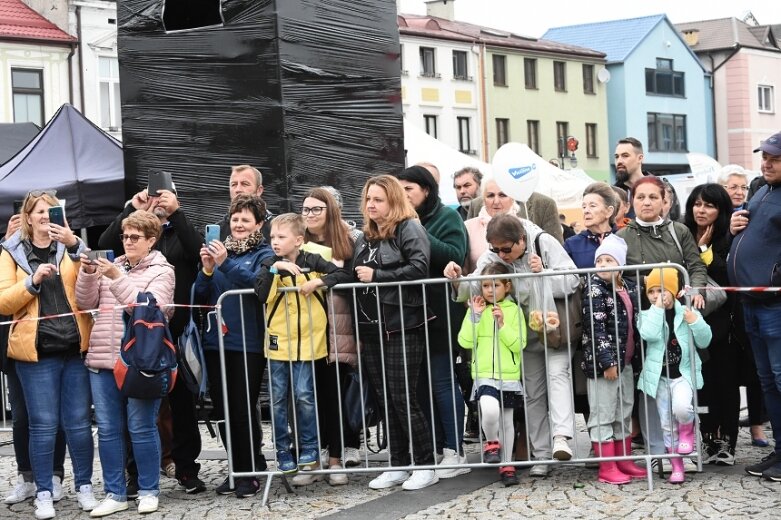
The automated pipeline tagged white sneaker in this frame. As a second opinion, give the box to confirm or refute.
[343,447,361,467]
[402,469,439,491]
[649,458,672,474]
[4,474,36,504]
[683,457,700,473]
[163,462,176,478]
[77,484,98,512]
[320,448,330,469]
[368,470,409,490]
[52,475,63,502]
[291,467,323,487]
[137,495,158,514]
[90,496,129,517]
[436,448,471,479]
[34,491,55,520]
[552,436,573,461]
[327,464,348,486]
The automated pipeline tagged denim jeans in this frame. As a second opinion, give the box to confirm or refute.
[655,376,694,450]
[15,355,93,494]
[418,352,465,453]
[269,360,318,454]
[743,300,781,453]
[6,362,67,480]
[90,369,161,499]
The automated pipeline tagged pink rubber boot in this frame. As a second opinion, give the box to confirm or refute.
[593,442,631,485]
[668,449,685,484]
[677,422,695,455]
[614,438,646,479]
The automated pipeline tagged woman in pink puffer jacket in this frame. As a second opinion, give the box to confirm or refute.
[76,210,174,516]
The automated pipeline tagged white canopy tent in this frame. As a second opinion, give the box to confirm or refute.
[403,118,599,209]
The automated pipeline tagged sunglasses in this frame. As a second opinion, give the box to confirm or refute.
[119,234,146,244]
[26,190,57,198]
[489,242,518,255]
[301,206,327,216]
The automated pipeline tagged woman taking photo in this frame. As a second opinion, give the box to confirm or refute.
[0,191,96,519]
[617,175,707,466]
[396,166,470,479]
[352,175,438,491]
[684,184,739,464]
[294,186,361,486]
[564,182,618,269]
[76,210,174,516]
[194,194,273,498]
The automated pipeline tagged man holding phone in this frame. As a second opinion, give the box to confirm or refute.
[97,180,207,494]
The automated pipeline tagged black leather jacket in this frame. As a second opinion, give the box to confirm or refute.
[352,219,431,334]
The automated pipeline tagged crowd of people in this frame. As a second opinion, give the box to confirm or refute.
[0,130,780,518]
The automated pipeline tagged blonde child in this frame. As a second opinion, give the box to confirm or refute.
[581,235,646,484]
[254,214,351,477]
[457,262,526,486]
[637,267,712,483]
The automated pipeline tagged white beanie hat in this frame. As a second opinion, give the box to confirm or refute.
[594,234,627,266]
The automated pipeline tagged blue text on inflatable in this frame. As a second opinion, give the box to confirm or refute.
[508,164,536,179]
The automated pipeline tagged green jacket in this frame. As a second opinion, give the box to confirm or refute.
[421,201,468,353]
[457,299,525,381]
[617,219,708,290]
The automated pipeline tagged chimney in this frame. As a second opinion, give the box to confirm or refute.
[682,28,700,47]
[425,0,455,21]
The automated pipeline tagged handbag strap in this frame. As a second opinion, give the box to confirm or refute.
[667,223,688,269]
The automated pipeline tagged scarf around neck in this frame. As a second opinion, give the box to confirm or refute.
[224,228,264,255]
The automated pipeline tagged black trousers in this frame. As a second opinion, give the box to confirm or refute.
[315,359,359,459]
[205,350,265,472]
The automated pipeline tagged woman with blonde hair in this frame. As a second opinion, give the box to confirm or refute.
[0,191,96,519]
[351,175,438,491]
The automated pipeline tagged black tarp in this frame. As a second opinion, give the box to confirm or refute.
[0,104,125,233]
[118,0,404,228]
[0,122,40,166]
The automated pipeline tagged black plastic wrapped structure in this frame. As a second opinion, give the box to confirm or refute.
[118,0,404,228]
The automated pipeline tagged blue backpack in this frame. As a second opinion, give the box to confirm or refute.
[114,292,178,399]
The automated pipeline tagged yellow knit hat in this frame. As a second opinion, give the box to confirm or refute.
[645,267,679,296]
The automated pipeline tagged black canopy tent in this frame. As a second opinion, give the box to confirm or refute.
[0,104,125,234]
[0,122,40,165]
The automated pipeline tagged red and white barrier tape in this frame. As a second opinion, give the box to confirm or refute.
[0,302,219,327]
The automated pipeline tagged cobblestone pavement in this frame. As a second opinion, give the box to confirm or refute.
[1,421,778,519]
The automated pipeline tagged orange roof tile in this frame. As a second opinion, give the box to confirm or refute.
[0,0,74,44]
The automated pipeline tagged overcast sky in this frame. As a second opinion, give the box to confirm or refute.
[397,0,778,38]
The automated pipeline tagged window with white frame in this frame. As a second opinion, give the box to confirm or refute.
[457,116,471,153]
[758,85,774,113]
[99,56,122,131]
[12,68,44,126]
[452,50,469,80]
[424,114,438,138]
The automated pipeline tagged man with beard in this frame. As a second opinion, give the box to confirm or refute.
[452,167,484,221]
[98,182,207,495]
[613,137,650,219]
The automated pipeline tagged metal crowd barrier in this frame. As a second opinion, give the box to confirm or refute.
[214,262,701,505]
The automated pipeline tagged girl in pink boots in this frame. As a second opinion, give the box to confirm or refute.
[637,267,712,483]
[582,236,647,484]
